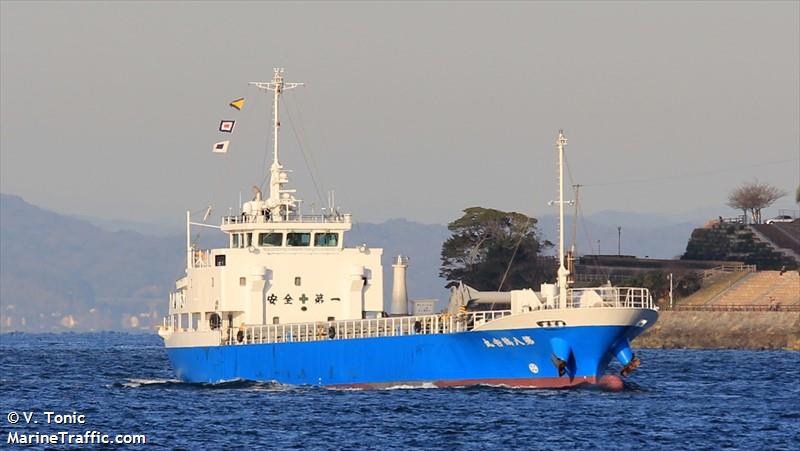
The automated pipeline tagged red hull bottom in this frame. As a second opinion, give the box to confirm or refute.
[331,375,599,390]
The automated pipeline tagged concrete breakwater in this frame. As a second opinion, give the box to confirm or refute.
[636,310,800,350]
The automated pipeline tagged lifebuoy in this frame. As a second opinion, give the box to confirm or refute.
[328,326,336,339]
[413,321,422,334]
[236,330,244,343]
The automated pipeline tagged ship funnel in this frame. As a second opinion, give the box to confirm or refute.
[390,255,409,316]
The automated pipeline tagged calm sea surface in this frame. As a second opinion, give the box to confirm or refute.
[0,333,798,450]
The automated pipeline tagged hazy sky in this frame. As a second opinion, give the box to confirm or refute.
[2,1,798,226]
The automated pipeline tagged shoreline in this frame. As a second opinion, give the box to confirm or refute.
[636,310,800,351]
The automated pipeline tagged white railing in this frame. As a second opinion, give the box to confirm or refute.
[702,264,756,280]
[221,213,352,225]
[169,291,186,310]
[562,287,655,309]
[224,310,514,346]
[191,249,214,268]
[160,288,659,345]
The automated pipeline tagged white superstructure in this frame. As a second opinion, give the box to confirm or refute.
[162,69,384,346]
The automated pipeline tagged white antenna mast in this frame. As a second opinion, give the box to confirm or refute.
[249,68,304,169]
[549,130,574,305]
[249,68,304,219]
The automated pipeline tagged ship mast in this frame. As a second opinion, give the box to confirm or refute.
[555,130,572,304]
[249,68,304,220]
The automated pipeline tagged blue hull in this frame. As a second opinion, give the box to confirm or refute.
[166,325,645,388]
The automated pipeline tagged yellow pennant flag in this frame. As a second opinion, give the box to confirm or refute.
[229,98,245,110]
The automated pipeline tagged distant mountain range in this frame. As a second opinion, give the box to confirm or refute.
[0,193,703,332]
[536,212,700,260]
[1,194,183,332]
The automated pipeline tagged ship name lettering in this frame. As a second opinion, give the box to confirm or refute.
[482,336,536,349]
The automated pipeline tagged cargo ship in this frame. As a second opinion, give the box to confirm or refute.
[158,68,658,388]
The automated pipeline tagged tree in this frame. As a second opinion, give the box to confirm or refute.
[440,207,555,291]
[726,181,786,224]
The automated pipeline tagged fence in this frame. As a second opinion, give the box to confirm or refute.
[702,264,757,280]
[671,304,799,312]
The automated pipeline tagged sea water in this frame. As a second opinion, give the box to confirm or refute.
[1,333,798,450]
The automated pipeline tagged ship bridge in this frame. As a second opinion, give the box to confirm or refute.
[220,208,353,251]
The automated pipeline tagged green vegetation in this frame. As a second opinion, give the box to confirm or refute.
[440,207,555,291]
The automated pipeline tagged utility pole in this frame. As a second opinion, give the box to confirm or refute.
[669,272,674,309]
[617,226,622,256]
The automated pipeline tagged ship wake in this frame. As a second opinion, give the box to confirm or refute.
[114,378,296,391]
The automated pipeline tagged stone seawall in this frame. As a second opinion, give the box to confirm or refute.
[636,311,800,350]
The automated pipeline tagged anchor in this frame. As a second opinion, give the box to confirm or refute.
[549,337,573,377]
[550,354,568,377]
[612,338,641,377]
[620,356,641,377]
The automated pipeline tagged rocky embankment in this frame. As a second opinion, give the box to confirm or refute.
[637,311,800,350]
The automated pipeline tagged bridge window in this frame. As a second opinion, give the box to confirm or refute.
[314,232,339,247]
[287,232,311,247]
[259,232,283,247]
[215,255,226,267]
[232,234,239,248]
